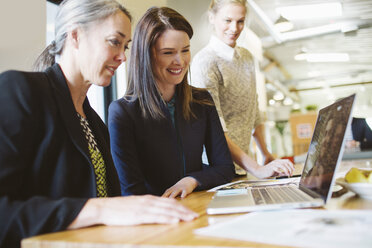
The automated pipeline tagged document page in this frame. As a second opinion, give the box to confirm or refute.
[195,210,372,248]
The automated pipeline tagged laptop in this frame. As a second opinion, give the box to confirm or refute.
[207,94,356,215]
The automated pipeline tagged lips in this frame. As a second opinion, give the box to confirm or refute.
[167,68,183,75]
[226,33,238,40]
[106,66,118,76]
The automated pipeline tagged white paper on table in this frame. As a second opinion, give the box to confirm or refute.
[195,209,372,248]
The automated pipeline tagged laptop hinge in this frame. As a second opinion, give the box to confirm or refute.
[299,184,325,200]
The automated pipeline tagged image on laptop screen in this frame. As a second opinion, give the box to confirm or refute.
[300,94,355,200]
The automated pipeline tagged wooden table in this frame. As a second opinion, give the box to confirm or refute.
[22,159,372,248]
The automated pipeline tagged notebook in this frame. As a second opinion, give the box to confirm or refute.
[207,94,356,214]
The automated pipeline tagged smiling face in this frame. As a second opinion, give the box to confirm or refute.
[210,3,246,48]
[77,11,131,87]
[152,29,191,94]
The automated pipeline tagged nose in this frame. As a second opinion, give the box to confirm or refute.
[116,50,127,63]
[230,21,238,33]
[173,53,182,65]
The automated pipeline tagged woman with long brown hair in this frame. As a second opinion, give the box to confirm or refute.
[108,7,235,198]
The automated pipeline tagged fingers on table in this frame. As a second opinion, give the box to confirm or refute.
[141,195,198,223]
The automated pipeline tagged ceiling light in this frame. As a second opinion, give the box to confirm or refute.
[283,97,293,106]
[306,53,349,62]
[307,71,321,77]
[294,53,307,61]
[294,53,349,62]
[293,103,300,110]
[269,99,276,105]
[276,2,343,20]
[273,92,285,101]
[274,15,294,33]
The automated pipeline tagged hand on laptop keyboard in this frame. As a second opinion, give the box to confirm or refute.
[251,159,294,179]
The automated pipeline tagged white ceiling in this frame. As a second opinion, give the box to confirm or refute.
[246,0,372,116]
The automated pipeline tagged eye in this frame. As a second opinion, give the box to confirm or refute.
[109,39,121,47]
[182,49,190,53]
[224,19,232,23]
[238,20,245,25]
[163,51,173,55]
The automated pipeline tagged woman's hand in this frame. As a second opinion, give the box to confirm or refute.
[68,195,198,229]
[263,152,276,165]
[162,177,199,199]
[253,159,294,179]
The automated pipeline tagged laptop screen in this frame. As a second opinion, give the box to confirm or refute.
[300,94,355,201]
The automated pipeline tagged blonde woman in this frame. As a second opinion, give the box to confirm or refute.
[191,0,294,178]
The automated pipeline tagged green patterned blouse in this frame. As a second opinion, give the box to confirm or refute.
[77,113,108,197]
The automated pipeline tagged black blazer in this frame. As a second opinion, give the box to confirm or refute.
[351,117,372,150]
[108,89,234,196]
[0,64,120,248]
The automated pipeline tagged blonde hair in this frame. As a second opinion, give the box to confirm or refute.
[209,0,247,14]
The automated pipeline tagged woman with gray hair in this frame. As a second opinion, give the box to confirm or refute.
[0,1,197,247]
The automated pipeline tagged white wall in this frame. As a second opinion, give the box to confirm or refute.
[115,0,167,97]
[121,0,167,25]
[166,0,211,57]
[0,0,46,72]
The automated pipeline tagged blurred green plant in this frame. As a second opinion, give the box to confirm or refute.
[291,109,301,113]
[305,104,318,111]
[275,120,289,156]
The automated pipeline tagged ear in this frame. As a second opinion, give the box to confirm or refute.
[69,28,80,49]
[208,11,215,25]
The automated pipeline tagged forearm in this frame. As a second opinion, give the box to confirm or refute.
[67,198,103,229]
[224,134,260,175]
[68,196,198,227]
[252,124,271,156]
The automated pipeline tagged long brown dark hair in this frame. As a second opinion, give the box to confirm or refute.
[126,6,211,120]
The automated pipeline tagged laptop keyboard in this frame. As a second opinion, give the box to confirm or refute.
[251,186,312,205]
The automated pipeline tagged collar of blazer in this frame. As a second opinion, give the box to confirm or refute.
[44,63,94,165]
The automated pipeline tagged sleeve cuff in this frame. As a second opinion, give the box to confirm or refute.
[220,117,228,132]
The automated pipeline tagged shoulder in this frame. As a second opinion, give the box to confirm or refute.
[0,70,47,87]
[109,97,131,112]
[0,70,49,101]
[236,46,254,60]
[108,97,140,119]
[192,46,218,68]
[192,87,212,99]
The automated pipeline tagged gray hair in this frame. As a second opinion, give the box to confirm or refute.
[33,0,131,71]
[209,0,247,14]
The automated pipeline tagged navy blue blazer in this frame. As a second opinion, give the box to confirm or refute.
[108,89,234,196]
[0,64,121,248]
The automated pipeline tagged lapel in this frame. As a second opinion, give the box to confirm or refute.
[44,64,92,164]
